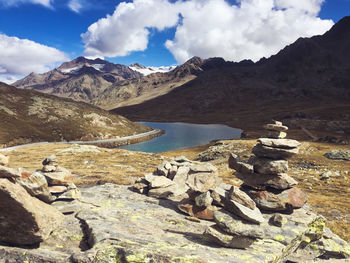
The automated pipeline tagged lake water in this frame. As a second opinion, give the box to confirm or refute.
[119,122,242,153]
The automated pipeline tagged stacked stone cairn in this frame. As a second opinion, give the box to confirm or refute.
[230,121,307,213]
[0,154,80,246]
[134,121,308,249]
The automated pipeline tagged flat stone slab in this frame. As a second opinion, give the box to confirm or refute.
[0,184,349,262]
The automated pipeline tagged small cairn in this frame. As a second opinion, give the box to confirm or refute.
[229,121,307,212]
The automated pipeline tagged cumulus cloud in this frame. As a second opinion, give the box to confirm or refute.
[82,0,334,63]
[0,0,52,8]
[0,34,69,83]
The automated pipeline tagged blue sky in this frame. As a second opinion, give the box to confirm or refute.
[0,0,349,83]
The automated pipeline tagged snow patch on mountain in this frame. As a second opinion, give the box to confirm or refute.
[129,65,176,76]
[60,66,81,73]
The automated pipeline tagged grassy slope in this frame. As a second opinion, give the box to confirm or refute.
[0,82,151,147]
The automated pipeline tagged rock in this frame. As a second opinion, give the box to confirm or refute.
[0,153,9,166]
[324,149,350,161]
[248,187,307,212]
[270,213,286,227]
[214,210,264,238]
[228,153,254,174]
[42,154,58,166]
[237,172,298,190]
[56,188,81,200]
[320,171,333,180]
[17,171,54,203]
[203,225,256,249]
[178,199,215,220]
[266,131,287,139]
[144,173,175,188]
[51,200,80,214]
[155,161,169,177]
[254,159,288,175]
[0,165,20,179]
[189,163,218,173]
[195,191,213,207]
[0,178,64,245]
[42,165,57,172]
[148,184,178,199]
[167,166,178,180]
[186,172,221,193]
[42,166,73,186]
[132,182,148,194]
[210,183,232,207]
[228,186,256,210]
[224,199,265,224]
[172,166,190,185]
[49,185,68,194]
[257,138,301,149]
[263,123,288,132]
[252,144,299,159]
[174,156,190,163]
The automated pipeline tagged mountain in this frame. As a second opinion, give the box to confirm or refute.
[112,16,350,138]
[92,56,206,109]
[13,57,143,104]
[129,63,177,76]
[0,82,151,147]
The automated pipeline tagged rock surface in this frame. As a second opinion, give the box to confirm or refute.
[0,184,349,262]
[0,179,64,245]
[252,144,299,159]
[0,153,9,166]
[324,149,350,161]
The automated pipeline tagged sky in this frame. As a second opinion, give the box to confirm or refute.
[0,0,349,83]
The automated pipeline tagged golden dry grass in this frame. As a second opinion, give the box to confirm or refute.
[4,139,350,241]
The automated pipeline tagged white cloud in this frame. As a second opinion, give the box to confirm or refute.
[0,34,69,83]
[82,0,334,63]
[81,0,181,58]
[68,0,82,13]
[0,0,52,8]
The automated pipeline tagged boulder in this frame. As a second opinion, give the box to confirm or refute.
[224,199,265,224]
[228,186,256,210]
[56,188,81,200]
[0,178,64,245]
[324,150,350,161]
[144,173,175,188]
[186,172,221,193]
[148,184,178,199]
[0,153,9,166]
[248,187,307,212]
[253,159,288,175]
[189,163,218,173]
[252,144,299,160]
[174,156,190,163]
[228,153,254,174]
[0,165,20,179]
[17,171,54,203]
[237,172,298,190]
[210,183,232,207]
[42,166,73,186]
[178,199,215,220]
[213,210,264,238]
[167,166,178,180]
[257,138,301,149]
[195,191,213,207]
[155,161,169,177]
[172,166,190,186]
[203,225,256,249]
[49,185,68,194]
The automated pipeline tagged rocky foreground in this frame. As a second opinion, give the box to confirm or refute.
[0,123,350,262]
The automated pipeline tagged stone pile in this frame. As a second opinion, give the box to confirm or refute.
[0,154,80,246]
[135,121,310,249]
